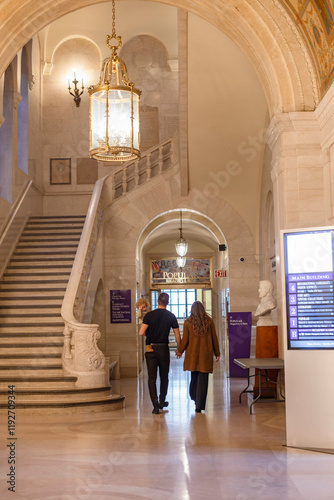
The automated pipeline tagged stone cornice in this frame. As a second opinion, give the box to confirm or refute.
[266,111,319,151]
[315,84,334,149]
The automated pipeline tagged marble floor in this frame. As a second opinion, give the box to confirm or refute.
[1,356,334,500]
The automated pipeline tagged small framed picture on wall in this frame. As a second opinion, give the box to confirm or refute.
[50,158,71,185]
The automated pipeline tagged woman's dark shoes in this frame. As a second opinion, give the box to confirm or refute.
[152,407,160,414]
[195,408,202,413]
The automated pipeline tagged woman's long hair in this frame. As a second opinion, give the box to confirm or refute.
[188,301,210,335]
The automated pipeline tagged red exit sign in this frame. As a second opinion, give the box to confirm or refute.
[214,270,227,278]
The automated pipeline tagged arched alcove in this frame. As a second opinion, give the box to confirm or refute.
[121,34,179,147]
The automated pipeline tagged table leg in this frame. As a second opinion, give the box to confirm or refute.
[249,368,263,414]
[239,369,252,403]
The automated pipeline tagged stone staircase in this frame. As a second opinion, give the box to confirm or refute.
[0,216,124,412]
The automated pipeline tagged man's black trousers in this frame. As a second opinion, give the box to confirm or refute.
[145,344,170,408]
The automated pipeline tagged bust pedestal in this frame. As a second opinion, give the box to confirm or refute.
[254,325,278,397]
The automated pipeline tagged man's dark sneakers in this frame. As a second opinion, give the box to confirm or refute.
[152,407,160,414]
[158,401,169,409]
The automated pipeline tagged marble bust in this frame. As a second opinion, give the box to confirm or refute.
[254,280,276,326]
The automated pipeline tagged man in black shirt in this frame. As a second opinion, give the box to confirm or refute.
[139,292,180,414]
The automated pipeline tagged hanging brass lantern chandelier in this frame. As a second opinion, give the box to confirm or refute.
[88,0,141,162]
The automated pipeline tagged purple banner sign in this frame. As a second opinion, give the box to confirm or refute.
[110,289,132,324]
[228,312,252,377]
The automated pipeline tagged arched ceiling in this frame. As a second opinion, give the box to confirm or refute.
[137,209,226,259]
[0,0,323,115]
[142,219,219,253]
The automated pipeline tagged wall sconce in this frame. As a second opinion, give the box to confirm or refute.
[68,72,84,107]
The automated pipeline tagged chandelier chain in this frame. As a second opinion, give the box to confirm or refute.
[112,0,116,37]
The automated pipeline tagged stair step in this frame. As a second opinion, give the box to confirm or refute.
[20,237,81,242]
[2,274,69,287]
[0,354,63,370]
[0,285,67,291]
[0,366,63,376]
[0,315,62,323]
[25,224,84,227]
[0,344,63,354]
[0,395,125,411]
[6,265,73,270]
[0,332,63,338]
[2,276,70,283]
[25,220,84,225]
[28,215,85,220]
[9,257,75,263]
[0,292,64,298]
[0,352,61,357]
[0,319,64,326]
[4,271,71,277]
[13,247,78,253]
[0,306,61,312]
[21,231,82,237]
[29,215,85,218]
[0,299,63,306]
[0,376,77,389]
[0,355,61,366]
[13,250,77,255]
[0,325,63,334]
[0,386,111,402]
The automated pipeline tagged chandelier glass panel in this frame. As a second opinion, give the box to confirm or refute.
[89,0,141,162]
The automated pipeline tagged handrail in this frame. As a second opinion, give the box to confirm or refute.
[0,180,31,245]
[61,177,105,325]
[61,176,107,388]
[0,179,44,279]
[61,135,178,387]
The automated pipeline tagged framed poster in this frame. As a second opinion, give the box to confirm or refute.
[150,257,212,288]
[283,228,334,349]
[50,158,71,185]
[110,289,132,324]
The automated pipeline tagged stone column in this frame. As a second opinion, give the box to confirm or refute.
[266,111,324,355]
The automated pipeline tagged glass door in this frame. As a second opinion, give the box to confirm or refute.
[150,288,213,348]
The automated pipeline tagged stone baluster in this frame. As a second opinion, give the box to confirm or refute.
[158,146,163,173]
[122,165,127,195]
[134,159,139,187]
[146,152,152,181]
[110,173,116,201]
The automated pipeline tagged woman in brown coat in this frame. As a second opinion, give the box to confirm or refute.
[175,301,220,413]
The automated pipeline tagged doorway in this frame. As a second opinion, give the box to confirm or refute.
[150,288,213,348]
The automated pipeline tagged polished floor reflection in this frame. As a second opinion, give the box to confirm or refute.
[1,356,334,500]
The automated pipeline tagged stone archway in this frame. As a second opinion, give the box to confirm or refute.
[0,0,320,116]
[102,165,259,376]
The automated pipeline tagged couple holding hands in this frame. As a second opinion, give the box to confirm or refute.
[138,293,220,415]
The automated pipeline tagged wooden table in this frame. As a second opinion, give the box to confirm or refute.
[234,358,285,414]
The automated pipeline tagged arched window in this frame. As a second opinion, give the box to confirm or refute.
[17,45,29,174]
[0,65,13,202]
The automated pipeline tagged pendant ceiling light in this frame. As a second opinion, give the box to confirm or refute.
[175,211,188,257]
[176,256,186,268]
[88,0,141,162]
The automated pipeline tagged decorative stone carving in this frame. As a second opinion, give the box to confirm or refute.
[72,327,105,372]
